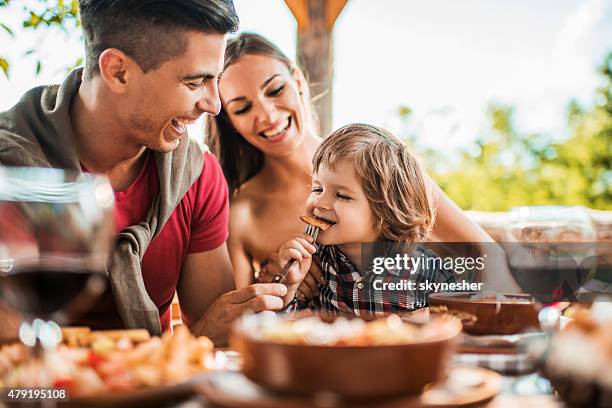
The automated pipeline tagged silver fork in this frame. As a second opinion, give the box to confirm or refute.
[271,224,319,284]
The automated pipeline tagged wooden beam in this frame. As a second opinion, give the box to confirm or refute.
[285,0,349,137]
[326,0,348,30]
[284,0,309,31]
[285,0,348,32]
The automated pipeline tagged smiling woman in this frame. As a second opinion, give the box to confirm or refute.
[206,33,320,288]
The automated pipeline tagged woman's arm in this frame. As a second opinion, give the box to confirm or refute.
[427,175,493,243]
[227,203,256,288]
[426,176,521,292]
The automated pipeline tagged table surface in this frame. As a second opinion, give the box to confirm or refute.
[162,371,562,408]
[0,362,561,408]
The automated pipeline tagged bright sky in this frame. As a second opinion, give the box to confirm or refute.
[1,0,611,153]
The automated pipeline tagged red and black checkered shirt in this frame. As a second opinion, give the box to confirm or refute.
[289,244,456,317]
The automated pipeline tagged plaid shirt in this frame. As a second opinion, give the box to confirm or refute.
[289,244,456,317]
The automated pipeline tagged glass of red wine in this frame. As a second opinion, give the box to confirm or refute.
[0,166,114,353]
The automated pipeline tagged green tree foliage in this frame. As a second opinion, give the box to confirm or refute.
[403,53,612,211]
[0,0,81,78]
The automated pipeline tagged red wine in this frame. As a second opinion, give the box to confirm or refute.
[0,267,107,321]
[509,265,593,302]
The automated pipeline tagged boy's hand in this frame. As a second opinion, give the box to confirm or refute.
[279,234,317,285]
[277,234,317,306]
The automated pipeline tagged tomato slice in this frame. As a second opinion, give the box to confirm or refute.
[53,378,75,394]
[87,352,108,368]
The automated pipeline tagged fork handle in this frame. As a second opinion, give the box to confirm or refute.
[271,258,296,284]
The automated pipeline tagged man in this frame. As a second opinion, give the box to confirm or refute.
[0,0,286,345]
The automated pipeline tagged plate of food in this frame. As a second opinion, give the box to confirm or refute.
[0,326,220,407]
[428,292,541,335]
[231,313,462,398]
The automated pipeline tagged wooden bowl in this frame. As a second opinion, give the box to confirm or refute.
[231,315,462,399]
[428,292,541,335]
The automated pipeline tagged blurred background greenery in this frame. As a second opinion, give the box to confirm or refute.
[401,53,612,211]
[1,0,610,211]
[0,0,81,78]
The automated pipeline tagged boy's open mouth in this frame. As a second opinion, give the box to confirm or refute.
[315,215,336,226]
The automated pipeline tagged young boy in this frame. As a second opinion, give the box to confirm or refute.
[277,124,456,316]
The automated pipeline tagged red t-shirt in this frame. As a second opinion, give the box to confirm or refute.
[77,149,229,332]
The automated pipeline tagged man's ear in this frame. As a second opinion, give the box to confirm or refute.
[98,48,138,93]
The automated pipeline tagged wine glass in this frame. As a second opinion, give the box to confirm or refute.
[507,205,597,303]
[0,167,115,384]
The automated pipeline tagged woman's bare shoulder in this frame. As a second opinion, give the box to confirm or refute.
[232,181,261,206]
[229,179,269,234]
[229,193,252,225]
[229,176,310,265]
[228,180,284,263]
[232,174,277,206]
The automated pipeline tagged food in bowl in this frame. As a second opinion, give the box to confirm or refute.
[232,313,462,397]
[247,314,451,346]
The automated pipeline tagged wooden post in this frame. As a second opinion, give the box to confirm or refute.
[284,0,348,137]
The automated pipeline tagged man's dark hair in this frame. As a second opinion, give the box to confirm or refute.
[79,0,239,78]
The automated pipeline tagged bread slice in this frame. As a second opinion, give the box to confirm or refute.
[300,215,333,231]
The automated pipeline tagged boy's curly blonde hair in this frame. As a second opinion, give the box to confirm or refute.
[313,123,435,244]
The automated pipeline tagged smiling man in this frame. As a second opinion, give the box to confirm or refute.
[0,0,289,345]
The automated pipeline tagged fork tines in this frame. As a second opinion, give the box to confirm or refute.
[304,224,320,242]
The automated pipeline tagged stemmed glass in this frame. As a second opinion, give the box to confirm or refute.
[0,166,115,387]
[507,205,597,302]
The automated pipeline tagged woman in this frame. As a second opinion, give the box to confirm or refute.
[206,33,500,292]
